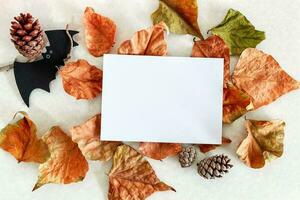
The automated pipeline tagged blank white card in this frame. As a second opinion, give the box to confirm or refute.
[101,54,223,144]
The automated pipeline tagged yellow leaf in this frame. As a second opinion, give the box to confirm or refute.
[108,144,175,200]
[236,119,285,169]
[71,114,122,161]
[33,127,89,191]
[152,0,203,39]
[0,112,49,163]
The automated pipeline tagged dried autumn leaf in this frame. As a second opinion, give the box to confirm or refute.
[84,7,116,57]
[223,82,253,123]
[71,114,122,161]
[199,137,231,153]
[108,144,175,200]
[0,112,49,163]
[233,48,300,109]
[151,0,203,39]
[118,22,167,56]
[60,59,103,100]
[209,9,265,55]
[192,35,230,85]
[33,126,89,191]
[139,142,182,160]
[236,119,285,169]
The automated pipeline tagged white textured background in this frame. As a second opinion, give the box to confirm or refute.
[0,0,300,200]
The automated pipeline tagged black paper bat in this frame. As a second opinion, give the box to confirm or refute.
[13,30,79,106]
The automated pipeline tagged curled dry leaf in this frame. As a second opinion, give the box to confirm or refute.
[84,7,116,57]
[71,114,122,161]
[118,22,167,56]
[108,144,175,200]
[0,112,49,163]
[192,35,230,85]
[60,59,103,100]
[223,82,254,123]
[139,142,182,160]
[236,119,285,169]
[33,126,88,191]
[209,9,265,55]
[151,0,203,39]
[199,137,231,153]
[233,48,300,109]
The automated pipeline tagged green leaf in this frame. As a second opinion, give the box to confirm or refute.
[209,9,266,55]
[151,0,203,39]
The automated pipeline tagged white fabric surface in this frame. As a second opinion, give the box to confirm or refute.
[0,0,299,200]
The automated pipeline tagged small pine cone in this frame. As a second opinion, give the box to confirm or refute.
[10,13,45,60]
[178,146,196,167]
[197,154,233,179]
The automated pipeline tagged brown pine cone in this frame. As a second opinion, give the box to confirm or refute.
[178,146,196,167]
[10,13,46,60]
[197,154,233,179]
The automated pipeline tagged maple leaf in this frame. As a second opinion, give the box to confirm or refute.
[0,112,49,163]
[209,9,265,55]
[33,126,89,191]
[192,35,231,85]
[199,137,231,153]
[71,114,122,161]
[84,7,116,57]
[60,59,103,100]
[108,144,175,200]
[236,119,285,169]
[118,22,168,56]
[223,82,254,123]
[151,0,204,39]
[233,48,300,109]
[139,142,182,160]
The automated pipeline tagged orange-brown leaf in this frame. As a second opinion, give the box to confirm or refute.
[60,59,103,99]
[0,113,49,163]
[233,48,300,109]
[71,114,122,161]
[33,127,89,191]
[108,144,175,200]
[223,82,254,123]
[236,119,285,169]
[139,142,182,160]
[199,137,231,153]
[192,35,230,85]
[84,7,116,57]
[118,22,167,56]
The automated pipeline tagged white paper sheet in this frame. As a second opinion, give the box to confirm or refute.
[101,54,223,144]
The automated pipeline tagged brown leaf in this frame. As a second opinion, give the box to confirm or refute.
[71,114,122,161]
[0,112,49,163]
[84,7,116,57]
[192,35,230,85]
[60,59,103,99]
[233,48,300,109]
[223,82,254,123]
[118,22,167,56]
[199,137,231,153]
[236,119,285,169]
[108,144,175,200]
[151,0,204,39]
[33,126,89,191]
[139,142,182,160]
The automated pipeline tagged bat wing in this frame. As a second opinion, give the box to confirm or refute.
[14,30,79,106]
